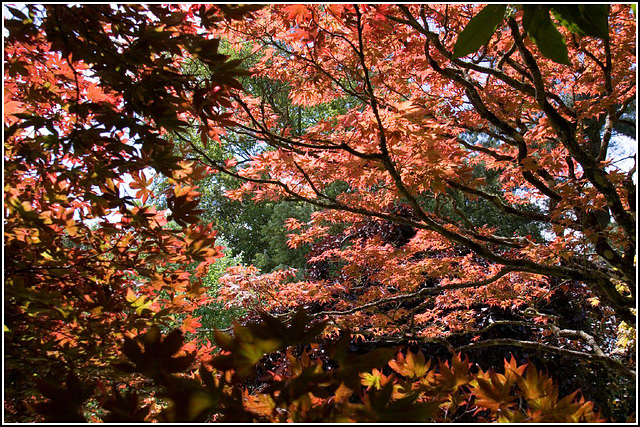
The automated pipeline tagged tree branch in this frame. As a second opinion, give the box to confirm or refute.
[457,338,635,379]
[311,267,528,317]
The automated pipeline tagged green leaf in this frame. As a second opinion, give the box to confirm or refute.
[453,4,507,58]
[523,6,571,65]
[551,5,609,39]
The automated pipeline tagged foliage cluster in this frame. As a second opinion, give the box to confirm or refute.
[30,310,606,423]
[3,3,636,423]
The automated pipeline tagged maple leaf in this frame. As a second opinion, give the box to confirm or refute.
[5,3,634,423]
[283,5,311,25]
[503,355,527,384]
[243,391,275,418]
[115,326,196,378]
[388,350,431,379]
[331,382,353,404]
[181,315,203,334]
[125,288,154,316]
[4,90,24,124]
[434,353,474,392]
[128,170,155,204]
[470,370,518,414]
[360,368,388,390]
[517,362,557,411]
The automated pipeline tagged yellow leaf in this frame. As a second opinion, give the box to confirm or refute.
[389,350,431,379]
[360,369,384,389]
[333,382,353,404]
[244,391,275,417]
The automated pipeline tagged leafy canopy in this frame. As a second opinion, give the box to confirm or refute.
[3,3,636,423]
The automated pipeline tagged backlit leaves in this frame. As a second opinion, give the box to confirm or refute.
[210,307,326,382]
[360,368,389,390]
[5,5,244,421]
[388,349,431,379]
[125,288,154,316]
[434,352,474,392]
[5,2,633,423]
[166,185,205,227]
[28,313,606,422]
[129,170,154,204]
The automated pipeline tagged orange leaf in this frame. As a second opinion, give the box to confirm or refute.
[388,350,431,379]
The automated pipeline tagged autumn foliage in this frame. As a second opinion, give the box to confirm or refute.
[4,4,239,420]
[3,3,636,423]
[24,309,606,422]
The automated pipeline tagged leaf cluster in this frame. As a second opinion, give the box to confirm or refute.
[29,308,605,423]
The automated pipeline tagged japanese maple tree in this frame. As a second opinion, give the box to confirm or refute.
[3,3,636,423]
[3,3,258,420]
[201,1,636,401]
